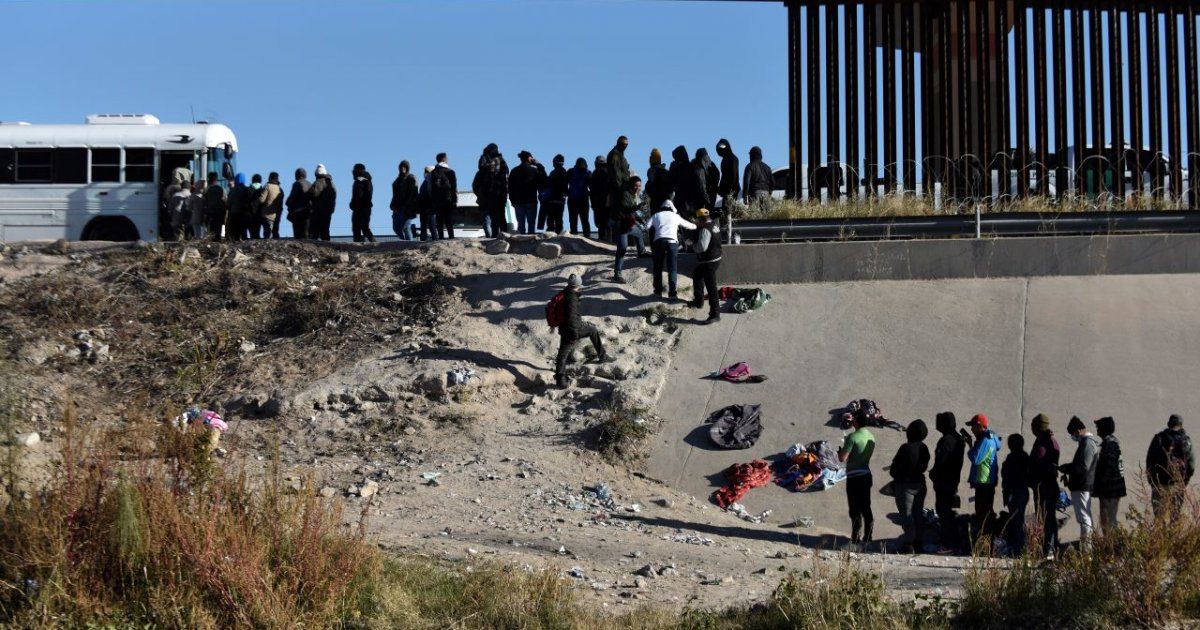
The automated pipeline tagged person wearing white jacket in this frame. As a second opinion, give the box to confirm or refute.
[649,200,696,300]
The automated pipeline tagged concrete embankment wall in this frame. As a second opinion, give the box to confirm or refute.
[716,234,1200,284]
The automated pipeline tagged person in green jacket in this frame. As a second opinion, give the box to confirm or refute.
[839,413,877,548]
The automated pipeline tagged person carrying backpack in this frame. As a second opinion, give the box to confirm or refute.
[429,153,458,239]
[471,145,509,238]
[203,172,228,241]
[286,168,313,239]
[549,274,609,388]
[1147,414,1195,519]
[349,163,376,243]
[689,208,722,324]
[1093,416,1126,535]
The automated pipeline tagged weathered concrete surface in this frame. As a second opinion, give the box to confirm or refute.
[646,274,1200,546]
[716,234,1200,284]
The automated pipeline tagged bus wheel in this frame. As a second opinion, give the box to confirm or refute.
[82,217,140,242]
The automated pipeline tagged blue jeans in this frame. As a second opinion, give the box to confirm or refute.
[614,226,646,274]
[515,203,537,235]
[651,238,679,295]
[393,213,417,240]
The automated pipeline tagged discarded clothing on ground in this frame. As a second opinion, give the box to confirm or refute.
[706,404,763,449]
[840,398,905,432]
[775,441,858,492]
[447,366,476,386]
[713,459,773,508]
[725,501,772,523]
[173,407,227,433]
[709,361,768,384]
[718,287,772,313]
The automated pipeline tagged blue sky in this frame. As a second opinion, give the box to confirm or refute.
[0,0,788,234]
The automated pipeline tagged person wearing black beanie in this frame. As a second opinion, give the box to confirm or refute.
[1092,416,1126,535]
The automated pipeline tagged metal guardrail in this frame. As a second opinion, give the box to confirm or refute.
[731,211,1200,243]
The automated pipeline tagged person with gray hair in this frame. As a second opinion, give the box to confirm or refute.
[550,274,609,388]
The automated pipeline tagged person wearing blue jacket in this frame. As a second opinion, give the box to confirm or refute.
[965,413,1001,534]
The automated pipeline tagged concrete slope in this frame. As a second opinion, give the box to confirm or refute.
[647,274,1200,545]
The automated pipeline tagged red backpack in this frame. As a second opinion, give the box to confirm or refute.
[546,292,567,328]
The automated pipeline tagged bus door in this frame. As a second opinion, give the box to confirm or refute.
[158,150,198,240]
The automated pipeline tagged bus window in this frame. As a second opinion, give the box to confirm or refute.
[0,149,12,184]
[15,149,52,183]
[53,148,88,184]
[91,148,120,182]
[207,146,237,184]
[125,148,154,182]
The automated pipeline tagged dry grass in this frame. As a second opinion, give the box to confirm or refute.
[0,242,454,414]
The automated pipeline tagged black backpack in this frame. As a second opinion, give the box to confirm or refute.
[430,167,454,205]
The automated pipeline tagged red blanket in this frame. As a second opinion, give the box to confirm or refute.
[712,459,773,508]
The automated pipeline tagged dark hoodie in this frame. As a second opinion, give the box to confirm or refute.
[473,144,509,205]
[391,161,419,217]
[667,146,691,196]
[589,158,609,209]
[696,148,720,207]
[606,141,634,210]
[716,139,741,198]
[350,165,373,212]
[743,146,774,199]
[929,412,966,490]
[1030,426,1061,500]
[1093,417,1127,499]
[286,168,312,218]
[890,420,931,485]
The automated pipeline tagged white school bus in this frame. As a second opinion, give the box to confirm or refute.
[0,114,238,242]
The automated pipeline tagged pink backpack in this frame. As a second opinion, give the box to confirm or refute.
[716,362,768,384]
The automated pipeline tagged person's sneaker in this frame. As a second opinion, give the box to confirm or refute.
[703,314,721,325]
[655,292,664,300]
[612,273,626,284]
[668,292,678,301]
[554,375,568,388]
[637,251,651,258]
[594,353,614,363]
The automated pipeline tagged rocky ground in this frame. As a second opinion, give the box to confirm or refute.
[0,235,972,613]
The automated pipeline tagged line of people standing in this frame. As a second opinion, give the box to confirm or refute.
[840,410,1193,559]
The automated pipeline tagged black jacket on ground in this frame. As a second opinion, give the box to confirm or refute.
[743,146,773,199]
[716,139,741,198]
[1094,434,1127,499]
[350,172,373,212]
[391,172,419,217]
[509,161,546,205]
[930,413,966,489]
[889,420,930,485]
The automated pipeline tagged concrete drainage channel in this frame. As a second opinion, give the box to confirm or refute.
[713,233,1200,284]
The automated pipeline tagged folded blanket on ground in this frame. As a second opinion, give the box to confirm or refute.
[713,459,773,508]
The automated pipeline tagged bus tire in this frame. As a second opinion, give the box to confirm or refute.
[81,217,140,242]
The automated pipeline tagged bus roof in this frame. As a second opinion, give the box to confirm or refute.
[0,116,238,152]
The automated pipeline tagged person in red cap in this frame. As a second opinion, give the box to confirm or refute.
[965,413,1002,537]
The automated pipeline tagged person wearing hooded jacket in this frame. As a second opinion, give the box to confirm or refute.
[606,136,635,238]
[695,148,720,214]
[646,149,672,211]
[689,208,722,324]
[307,164,336,241]
[286,168,312,239]
[431,153,458,240]
[541,155,569,234]
[930,412,965,550]
[1147,414,1195,519]
[590,156,610,241]
[472,144,509,238]
[1060,416,1100,546]
[552,273,610,388]
[715,139,741,207]
[1092,416,1126,535]
[391,161,420,240]
[566,158,591,237]
[965,414,1001,535]
[742,146,774,206]
[1029,413,1061,558]
[226,173,252,241]
[1001,433,1032,555]
[889,419,930,554]
[417,165,436,241]
[508,151,545,235]
[349,163,376,243]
